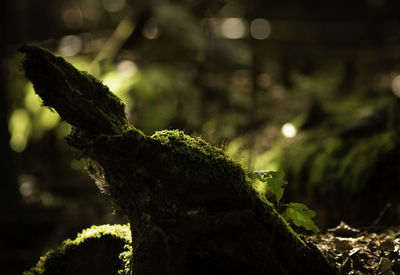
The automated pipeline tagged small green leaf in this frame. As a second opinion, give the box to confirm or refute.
[284,202,319,233]
[255,170,287,203]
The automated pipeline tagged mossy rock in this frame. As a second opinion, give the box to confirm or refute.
[24,224,131,275]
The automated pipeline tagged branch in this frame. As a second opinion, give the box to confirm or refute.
[19,44,128,135]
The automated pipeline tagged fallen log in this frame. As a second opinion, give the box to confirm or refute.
[20,45,334,275]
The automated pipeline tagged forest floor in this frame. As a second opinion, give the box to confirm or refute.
[303,222,400,274]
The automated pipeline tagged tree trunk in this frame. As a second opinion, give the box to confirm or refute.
[19,45,334,275]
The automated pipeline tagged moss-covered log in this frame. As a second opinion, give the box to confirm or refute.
[20,45,334,275]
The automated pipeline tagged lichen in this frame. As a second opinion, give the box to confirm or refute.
[24,224,131,275]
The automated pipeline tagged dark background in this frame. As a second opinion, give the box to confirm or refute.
[2,0,400,274]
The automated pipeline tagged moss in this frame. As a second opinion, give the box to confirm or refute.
[117,244,132,275]
[19,44,127,135]
[19,45,333,274]
[150,130,253,197]
[150,130,306,247]
[122,126,146,141]
[18,45,281,226]
[151,130,224,158]
[24,224,131,275]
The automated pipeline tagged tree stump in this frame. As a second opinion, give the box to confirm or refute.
[20,45,334,275]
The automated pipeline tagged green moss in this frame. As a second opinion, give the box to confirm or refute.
[150,130,251,195]
[117,244,132,275]
[151,129,223,157]
[19,44,127,135]
[121,127,146,141]
[150,129,306,246]
[20,46,330,274]
[24,224,131,275]
[152,130,232,172]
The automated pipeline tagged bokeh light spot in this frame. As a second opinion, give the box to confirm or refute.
[63,6,84,29]
[82,2,102,21]
[58,35,83,57]
[9,109,31,152]
[250,18,271,40]
[19,181,34,197]
[18,175,41,204]
[102,0,126,12]
[281,123,297,138]
[40,192,54,206]
[37,109,60,131]
[143,18,160,39]
[221,18,247,39]
[117,60,138,78]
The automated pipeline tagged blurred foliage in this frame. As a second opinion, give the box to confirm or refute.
[6,0,400,219]
[5,0,400,219]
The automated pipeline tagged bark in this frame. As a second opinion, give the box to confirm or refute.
[20,45,334,275]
